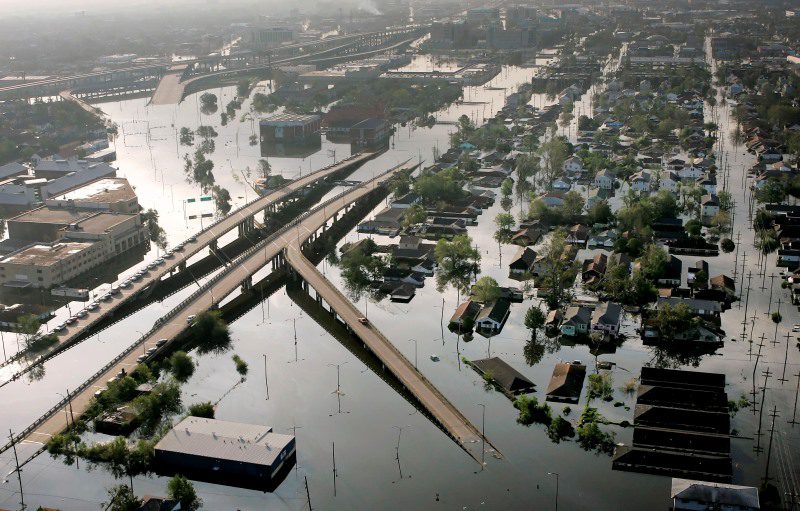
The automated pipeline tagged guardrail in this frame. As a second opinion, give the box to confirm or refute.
[0,158,407,458]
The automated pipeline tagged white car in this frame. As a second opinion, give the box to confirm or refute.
[793,324,800,333]
[87,302,99,311]
[187,314,196,324]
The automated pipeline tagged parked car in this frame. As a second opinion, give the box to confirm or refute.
[156,338,168,347]
[76,310,88,318]
[187,314,196,324]
[66,317,77,325]
[358,317,368,325]
[87,302,99,311]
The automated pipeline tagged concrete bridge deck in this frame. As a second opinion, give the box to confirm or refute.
[0,151,378,385]
[1,158,407,466]
[149,72,185,105]
[286,238,497,466]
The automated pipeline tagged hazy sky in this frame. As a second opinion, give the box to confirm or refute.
[0,0,274,16]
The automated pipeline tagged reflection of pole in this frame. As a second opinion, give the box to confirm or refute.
[264,353,269,401]
[304,475,313,510]
[293,318,298,362]
[548,471,559,511]
[9,429,24,510]
[332,441,337,497]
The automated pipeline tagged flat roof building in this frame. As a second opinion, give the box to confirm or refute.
[0,241,103,289]
[155,417,296,487]
[47,177,139,214]
[260,113,321,144]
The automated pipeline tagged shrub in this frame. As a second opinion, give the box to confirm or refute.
[587,372,614,401]
[547,416,575,443]
[188,402,215,419]
[514,395,552,426]
[168,351,194,383]
[232,354,248,376]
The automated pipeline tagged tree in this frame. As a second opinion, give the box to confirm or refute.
[168,351,195,382]
[434,235,481,299]
[258,159,271,179]
[562,190,585,219]
[654,302,696,341]
[494,212,515,242]
[188,402,215,418]
[500,178,514,197]
[721,238,735,253]
[237,80,250,98]
[685,219,702,237]
[540,136,570,187]
[193,311,232,355]
[402,204,427,228]
[586,200,613,225]
[339,239,387,299]
[212,185,232,216]
[473,276,501,303]
[141,209,168,250]
[537,231,576,308]
[103,484,141,511]
[232,354,249,376]
[637,244,669,281]
[524,306,546,339]
[167,475,201,511]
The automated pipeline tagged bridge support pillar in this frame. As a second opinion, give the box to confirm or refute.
[210,239,218,253]
[241,275,253,292]
[237,216,255,237]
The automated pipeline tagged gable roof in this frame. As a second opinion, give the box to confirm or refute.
[671,479,759,509]
[546,362,586,401]
[592,301,622,326]
[471,357,535,394]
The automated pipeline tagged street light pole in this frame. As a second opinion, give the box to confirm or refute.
[548,472,559,511]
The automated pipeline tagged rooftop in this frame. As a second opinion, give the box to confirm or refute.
[155,416,294,468]
[0,241,95,266]
[9,206,93,225]
[51,178,136,204]
[671,478,759,509]
[260,113,320,125]
[70,213,137,234]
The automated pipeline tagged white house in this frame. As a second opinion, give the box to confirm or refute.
[696,174,717,195]
[630,170,652,192]
[594,169,615,190]
[701,194,720,217]
[539,192,565,207]
[563,156,583,175]
[678,165,705,180]
[659,171,681,193]
[552,178,571,191]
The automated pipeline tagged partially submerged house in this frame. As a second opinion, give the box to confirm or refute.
[545,361,587,403]
[471,357,535,396]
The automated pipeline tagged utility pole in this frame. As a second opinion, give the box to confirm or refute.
[8,429,24,510]
[764,406,779,483]
[741,271,752,341]
[755,368,772,454]
[772,298,782,347]
[766,273,776,314]
[789,371,800,427]
[752,333,767,405]
[477,403,486,470]
[780,331,791,384]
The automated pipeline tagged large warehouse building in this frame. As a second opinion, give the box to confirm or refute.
[154,417,296,487]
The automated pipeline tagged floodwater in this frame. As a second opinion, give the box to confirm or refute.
[1,50,799,511]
